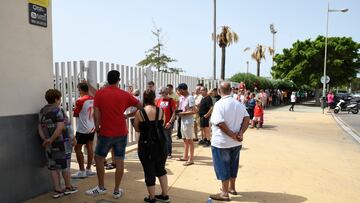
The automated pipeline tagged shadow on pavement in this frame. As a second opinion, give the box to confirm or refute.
[231,191,307,203]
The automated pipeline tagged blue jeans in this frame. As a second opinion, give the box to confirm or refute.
[211,145,242,181]
[95,135,128,160]
[163,126,173,156]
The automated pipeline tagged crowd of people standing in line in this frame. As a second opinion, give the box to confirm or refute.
[40,69,308,201]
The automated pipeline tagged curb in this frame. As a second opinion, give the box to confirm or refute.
[332,113,360,144]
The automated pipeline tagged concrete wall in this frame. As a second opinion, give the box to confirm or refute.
[0,0,54,202]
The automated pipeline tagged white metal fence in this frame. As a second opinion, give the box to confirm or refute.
[53,60,238,146]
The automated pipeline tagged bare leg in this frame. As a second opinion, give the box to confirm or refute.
[74,144,85,171]
[62,170,72,188]
[95,155,105,187]
[183,139,189,160]
[221,180,230,196]
[158,175,168,196]
[229,178,236,192]
[147,185,155,199]
[111,148,115,164]
[114,159,124,191]
[50,170,62,191]
[204,127,211,140]
[188,139,194,162]
[86,142,94,169]
[193,121,198,139]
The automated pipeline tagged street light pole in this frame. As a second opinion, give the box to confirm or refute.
[213,0,217,80]
[322,3,348,114]
[270,24,277,68]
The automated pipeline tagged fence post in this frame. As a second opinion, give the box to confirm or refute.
[73,61,79,101]
[61,62,66,111]
[100,62,104,84]
[120,65,125,89]
[55,62,60,90]
[88,61,98,93]
[80,61,85,81]
[67,62,74,125]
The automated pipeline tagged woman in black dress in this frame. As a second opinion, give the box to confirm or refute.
[134,90,170,203]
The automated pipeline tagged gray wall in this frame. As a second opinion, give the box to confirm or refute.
[0,114,52,203]
[0,0,54,202]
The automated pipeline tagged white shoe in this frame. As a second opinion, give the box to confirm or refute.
[85,186,107,196]
[86,169,96,176]
[71,170,86,179]
[113,188,124,199]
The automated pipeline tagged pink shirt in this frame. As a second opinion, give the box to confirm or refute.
[327,93,334,103]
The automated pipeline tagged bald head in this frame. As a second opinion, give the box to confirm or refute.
[220,82,231,95]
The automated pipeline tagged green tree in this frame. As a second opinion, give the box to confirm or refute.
[272,36,360,103]
[137,27,182,73]
[215,26,238,80]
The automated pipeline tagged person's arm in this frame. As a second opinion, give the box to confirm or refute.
[94,106,101,133]
[73,99,82,117]
[217,122,238,141]
[204,106,213,119]
[178,106,195,116]
[125,95,143,118]
[133,111,141,132]
[42,122,65,147]
[38,124,46,141]
[237,116,250,142]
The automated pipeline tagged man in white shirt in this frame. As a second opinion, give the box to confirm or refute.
[209,82,250,201]
[177,83,196,166]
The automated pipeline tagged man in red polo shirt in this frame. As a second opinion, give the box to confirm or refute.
[86,70,142,199]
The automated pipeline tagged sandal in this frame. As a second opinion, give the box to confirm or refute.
[105,163,116,170]
[177,158,188,161]
[220,188,238,195]
[209,193,230,201]
[64,186,78,195]
[183,161,194,166]
[52,190,64,199]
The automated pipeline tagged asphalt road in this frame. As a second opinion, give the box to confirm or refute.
[334,111,360,136]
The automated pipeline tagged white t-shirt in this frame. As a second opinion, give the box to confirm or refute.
[179,94,195,124]
[291,94,296,102]
[74,95,95,134]
[210,95,249,148]
[125,95,141,119]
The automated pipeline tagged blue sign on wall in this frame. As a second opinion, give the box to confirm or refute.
[28,3,47,27]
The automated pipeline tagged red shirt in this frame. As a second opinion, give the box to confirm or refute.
[254,105,264,117]
[94,85,139,137]
[156,98,176,123]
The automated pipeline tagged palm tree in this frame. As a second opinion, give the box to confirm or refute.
[215,26,238,80]
[244,45,273,77]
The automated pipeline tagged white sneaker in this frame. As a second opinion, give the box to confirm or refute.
[113,188,124,199]
[86,169,96,176]
[71,170,86,179]
[85,186,107,196]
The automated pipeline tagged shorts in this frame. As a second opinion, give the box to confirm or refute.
[95,135,128,160]
[200,116,210,128]
[181,122,194,140]
[211,145,242,181]
[194,114,200,126]
[75,132,95,145]
[46,140,72,171]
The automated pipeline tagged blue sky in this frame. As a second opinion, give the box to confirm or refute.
[52,0,360,79]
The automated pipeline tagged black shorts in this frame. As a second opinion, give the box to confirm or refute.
[200,116,210,128]
[76,132,95,145]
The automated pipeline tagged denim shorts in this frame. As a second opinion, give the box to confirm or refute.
[95,135,128,160]
[211,145,242,181]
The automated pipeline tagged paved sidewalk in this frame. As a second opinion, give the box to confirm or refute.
[26,104,360,203]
